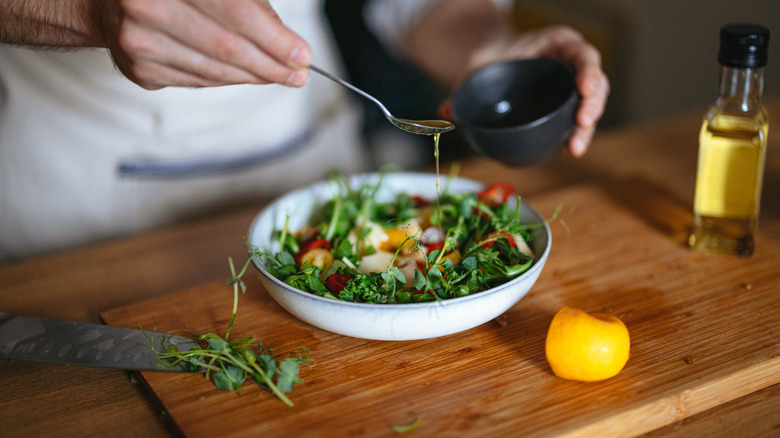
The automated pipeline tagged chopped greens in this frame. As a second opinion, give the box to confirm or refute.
[149,257,312,407]
[254,173,552,304]
[392,415,421,434]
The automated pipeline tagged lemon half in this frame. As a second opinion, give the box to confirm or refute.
[545,306,630,382]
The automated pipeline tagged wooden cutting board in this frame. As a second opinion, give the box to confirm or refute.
[101,181,780,437]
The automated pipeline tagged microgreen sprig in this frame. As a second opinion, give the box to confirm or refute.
[150,257,313,407]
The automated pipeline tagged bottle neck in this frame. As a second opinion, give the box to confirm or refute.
[717,65,764,110]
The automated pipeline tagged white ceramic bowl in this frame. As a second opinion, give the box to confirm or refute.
[248,173,551,341]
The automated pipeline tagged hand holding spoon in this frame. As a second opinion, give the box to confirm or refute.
[308,65,454,136]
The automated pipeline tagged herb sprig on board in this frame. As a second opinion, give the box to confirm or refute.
[151,257,312,407]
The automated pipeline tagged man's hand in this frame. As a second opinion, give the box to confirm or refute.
[98,0,312,89]
[403,0,609,157]
[1,0,313,89]
[470,26,610,157]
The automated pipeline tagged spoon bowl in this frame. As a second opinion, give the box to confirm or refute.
[309,64,454,136]
[390,118,455,135]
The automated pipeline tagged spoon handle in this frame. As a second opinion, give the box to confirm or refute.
[308,64,391,118]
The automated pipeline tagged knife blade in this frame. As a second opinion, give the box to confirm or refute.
[0,312,203,373]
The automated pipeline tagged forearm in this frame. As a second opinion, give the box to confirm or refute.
[0,0,105,48]
[402,0,515,86]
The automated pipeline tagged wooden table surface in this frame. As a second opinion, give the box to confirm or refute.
[1,96,778,437]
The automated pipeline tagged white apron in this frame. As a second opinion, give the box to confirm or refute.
[0,0,370,263]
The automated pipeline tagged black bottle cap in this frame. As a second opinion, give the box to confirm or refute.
[718,23,770,68]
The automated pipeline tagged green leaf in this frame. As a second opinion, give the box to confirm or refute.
[453,285,470,298]
[213,372,233,390]
[257,353,277,380]
[412,270,427,290]
[333,238,354,259]
[285,273,320,292]
[243,348,257,364]
[207,338,230,352]
[380,270,395,285]
[276,359,302,393]
[391,416,421,434]
[503,257,533,278]
[412,292,436,303]
[277,251,295,266]
[462,256,478,270]
[309,276,330,294]
[214,365,244,391]
[390,266,406,283]
[395,291,411,303]
[227,365,245,386]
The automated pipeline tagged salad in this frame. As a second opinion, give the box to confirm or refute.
[257,174,545,304]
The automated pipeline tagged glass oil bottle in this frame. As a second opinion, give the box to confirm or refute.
[690,24,770,257]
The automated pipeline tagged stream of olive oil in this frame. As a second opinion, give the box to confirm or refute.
[434,132,443,230]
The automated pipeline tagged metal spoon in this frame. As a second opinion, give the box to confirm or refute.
[309,64,454,136]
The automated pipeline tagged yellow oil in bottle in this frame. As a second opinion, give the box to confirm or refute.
[689,113,768,256]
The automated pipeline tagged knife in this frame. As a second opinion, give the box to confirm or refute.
[0,312,203,373]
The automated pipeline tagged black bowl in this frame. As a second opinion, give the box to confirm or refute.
[451,58,579,167]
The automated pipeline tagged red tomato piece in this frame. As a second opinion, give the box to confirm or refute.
[411,195,429,207]
[480,231,516,248]
[426,241,445,253]
[302,238,331,252]
[294,238,331,261]
[325,273,353,293]
[477,182,516,206]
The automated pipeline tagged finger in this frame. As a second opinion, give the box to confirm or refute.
[185,0,313,82]
[570,71,607,157]
[188,0,312,66]
[116,17,268,88]
[111,38,234,90]
[576,72,609,128]
[170,1,306,85]
[122,0,310,86]
[567,124,595,158]
[125,59,235,89]
[531,27,603,95]
[537,28,610,129]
